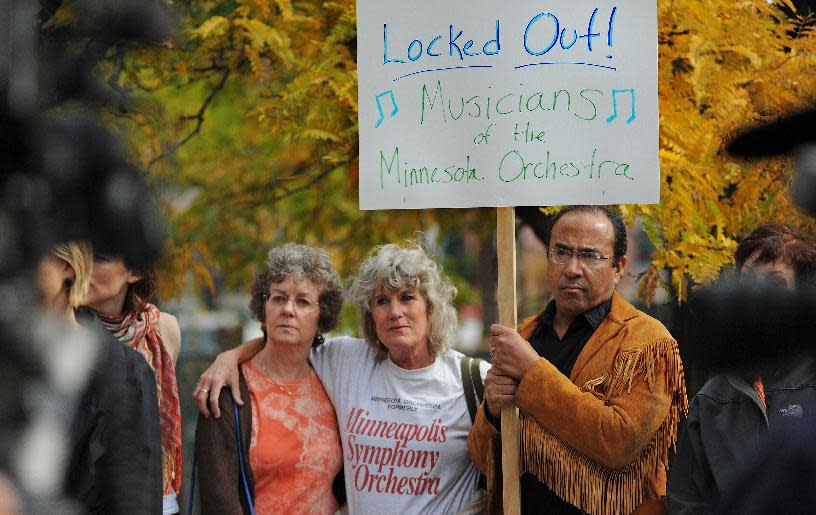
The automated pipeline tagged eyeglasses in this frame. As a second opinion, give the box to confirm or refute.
[264,294,320,313]
[548,247,611,267]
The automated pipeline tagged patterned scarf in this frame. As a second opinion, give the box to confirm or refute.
[752,377,767,412]
[97,303,182,495]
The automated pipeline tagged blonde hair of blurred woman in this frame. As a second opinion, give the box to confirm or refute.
[49,241,92,308]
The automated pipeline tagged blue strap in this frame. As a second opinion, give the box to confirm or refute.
[186,453,196,515]
[234,400,255,515]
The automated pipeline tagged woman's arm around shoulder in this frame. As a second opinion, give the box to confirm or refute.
[309,336,368,375]
[194,337,264,418]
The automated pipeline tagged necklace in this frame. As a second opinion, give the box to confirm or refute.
[258,362,310,397]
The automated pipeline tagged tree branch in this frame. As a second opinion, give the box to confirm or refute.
[38,0,64,28]
[107,45,129,113]
[147,67,230,170]
[219,165,340,207]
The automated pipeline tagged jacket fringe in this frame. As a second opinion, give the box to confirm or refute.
[518,337,688,515]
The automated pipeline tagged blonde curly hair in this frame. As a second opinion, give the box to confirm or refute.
[349,241,458,359]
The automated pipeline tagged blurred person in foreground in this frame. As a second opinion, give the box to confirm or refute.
[82,252,182,515]
[194,242,489,514]
[472,205,688,515]
[0,473,22,515]
[667,223,816,514]
[194,244,345,514]
[39,242,162,514]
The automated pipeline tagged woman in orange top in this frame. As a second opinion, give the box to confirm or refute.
[195,243,344,514]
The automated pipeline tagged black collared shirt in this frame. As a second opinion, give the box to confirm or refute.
[520,298,612,515]
[531,298,611,376]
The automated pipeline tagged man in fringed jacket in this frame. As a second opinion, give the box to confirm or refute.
[468,205,688,515]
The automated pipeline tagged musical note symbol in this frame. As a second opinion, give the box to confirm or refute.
[606,88,636,124]
[375,90,399,128]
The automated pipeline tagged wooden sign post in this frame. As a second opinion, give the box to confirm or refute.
[497,207,520,514]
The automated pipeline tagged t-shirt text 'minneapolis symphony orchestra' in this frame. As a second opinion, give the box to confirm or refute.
[345,406,449,496]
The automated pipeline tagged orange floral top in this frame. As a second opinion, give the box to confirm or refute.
[244,361,342,515]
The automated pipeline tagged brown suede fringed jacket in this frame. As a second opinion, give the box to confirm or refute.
[468,292,688,515]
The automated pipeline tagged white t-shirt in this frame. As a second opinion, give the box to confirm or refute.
[162,493,178,515]
[311,336,489,515]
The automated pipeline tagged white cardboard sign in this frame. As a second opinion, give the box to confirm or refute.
[357,0,659,210]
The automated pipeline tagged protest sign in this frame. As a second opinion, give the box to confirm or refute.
[357,0,659,209]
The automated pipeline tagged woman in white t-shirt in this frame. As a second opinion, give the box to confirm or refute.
[194,242,488,515]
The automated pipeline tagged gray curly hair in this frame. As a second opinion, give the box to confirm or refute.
[249,243,343,344]
[349,241,458,359]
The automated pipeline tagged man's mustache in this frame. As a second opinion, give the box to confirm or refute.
[559,281,587,291]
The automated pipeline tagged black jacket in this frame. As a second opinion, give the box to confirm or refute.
[667,356,816,514]
[65,311,162,515]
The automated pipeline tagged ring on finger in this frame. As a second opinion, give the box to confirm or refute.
[197,386,210,393]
